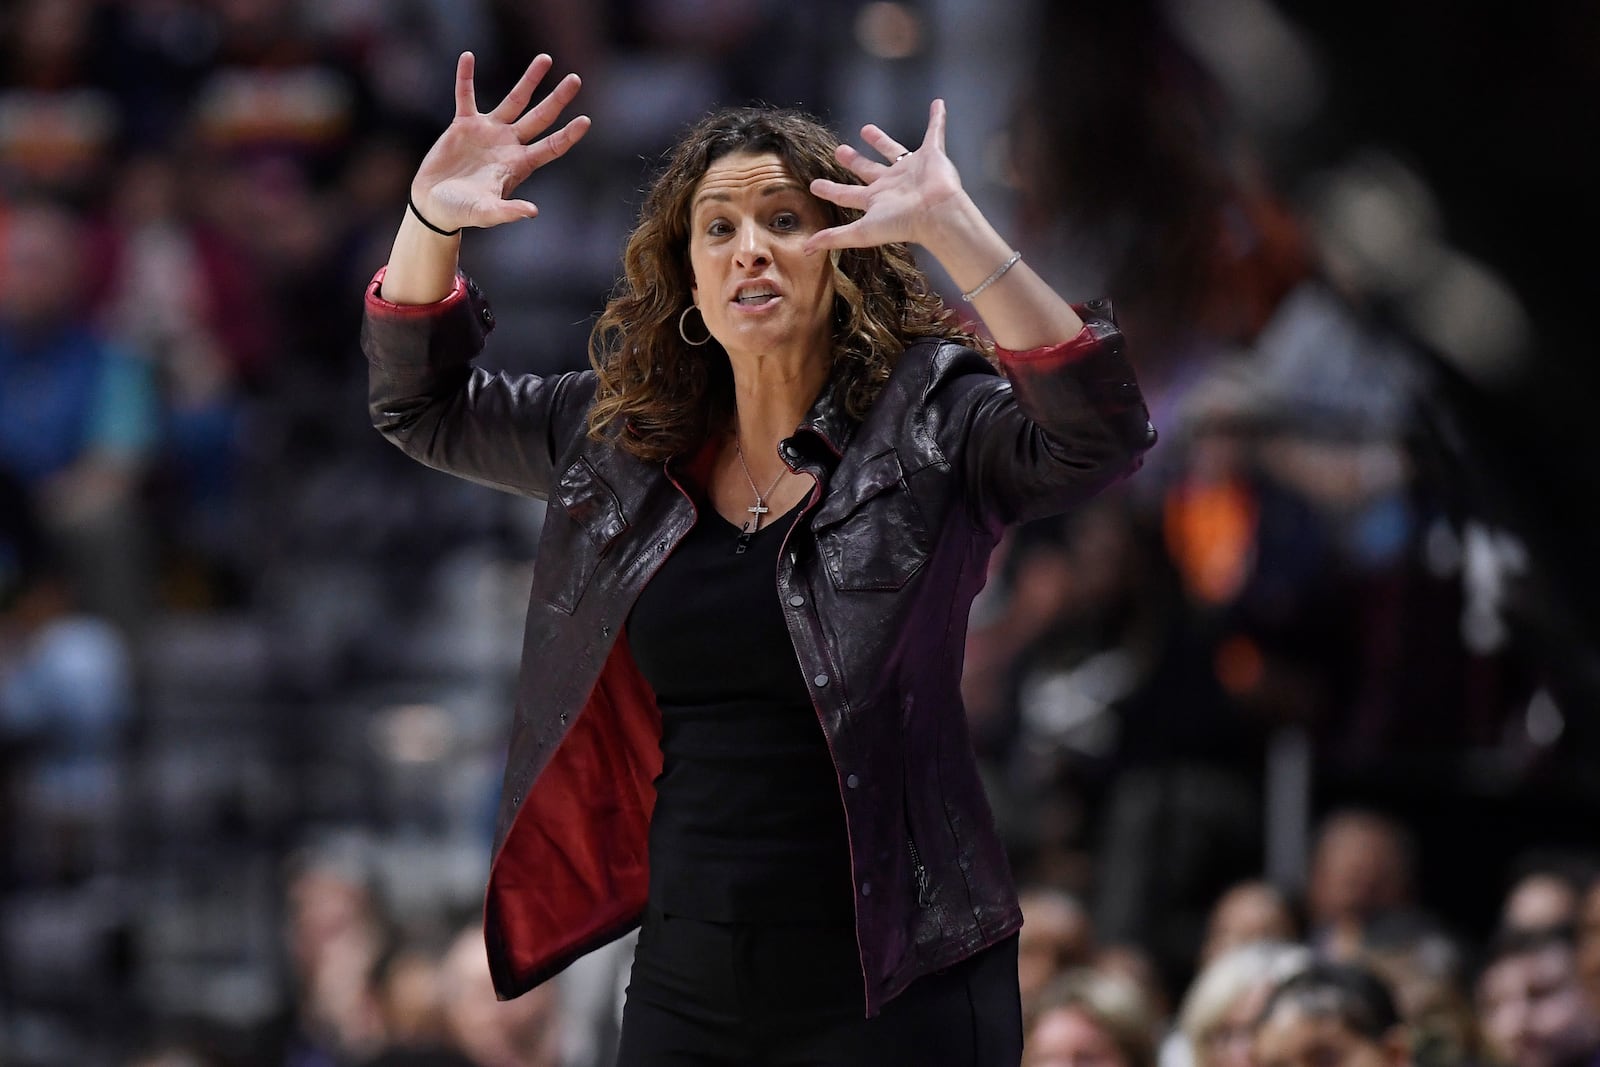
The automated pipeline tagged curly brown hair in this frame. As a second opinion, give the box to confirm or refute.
[587,106,985,462]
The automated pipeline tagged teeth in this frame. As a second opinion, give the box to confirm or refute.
[736,292,777,304]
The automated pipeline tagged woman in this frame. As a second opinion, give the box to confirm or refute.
[1025,969,1159,1067]
[1176,940,1312,1067]
[363,51,1154,1066]
[1252,963,1412,1067]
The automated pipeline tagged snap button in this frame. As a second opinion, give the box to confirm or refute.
[846,773,859,789]
[813,673,829,688]
[656,540,668,552]
[860,881,872,897]
[788,594,805,607]
[559,713,569,725]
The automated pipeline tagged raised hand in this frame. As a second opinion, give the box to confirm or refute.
[411,52,591,233]
[803,99,965,256]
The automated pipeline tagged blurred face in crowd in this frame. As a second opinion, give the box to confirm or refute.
[441,926,562,1067]
[1364,947,1475,1067]
[1025,1006,1130,1067]
[1308,814,1411,932]
[1505,875,1581,933]
[1254,1004,1409,1067]
[1203,882,1298,967]
[1573,883,1600,1011]
[1198,982,1275,1067]
[1019,891,1095,1011]
[0,205,85,328]
[1479,942,1600,1067]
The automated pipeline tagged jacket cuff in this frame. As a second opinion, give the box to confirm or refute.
[361,267,496,371]
[994,298,1117,372]
[365,266,468,317]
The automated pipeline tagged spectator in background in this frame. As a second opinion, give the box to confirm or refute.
[1025,969,1158,1067]
[365,928,475,1065]
[438,922,562,1067]
[1477,925,1600,1067]
[1581,881,1600,1016]
[1018,887,1098,1019]
[0,467,134,886]
[1200,882,1300,969]
[1252,962,1411,1067]
[88,151,272,592]
[1307,811,1418,961]
[0,199,157,628]
[280,845,392,1067]
[1357,916,1476,1067]
[1175,942,1312,1067]
[1503,870,1587,934]
[1097,942,1173,1032]
[0,0,121,199]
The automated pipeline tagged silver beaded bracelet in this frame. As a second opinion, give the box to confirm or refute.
[961,250,1022,302]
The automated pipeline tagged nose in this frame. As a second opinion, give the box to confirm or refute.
[734,219,770,269]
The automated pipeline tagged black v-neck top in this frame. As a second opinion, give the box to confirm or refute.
[626,498,855,922]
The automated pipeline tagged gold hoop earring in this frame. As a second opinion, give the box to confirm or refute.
[678,306,711,346]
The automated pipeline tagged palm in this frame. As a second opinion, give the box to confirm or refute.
[805,100,965,253]
[411,53,590,232]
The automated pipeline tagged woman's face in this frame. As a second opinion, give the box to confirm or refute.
[1200,984,1273,1067]
[1025,1006,1129,1067]
[1253,1007,1405,1067]
[686,150,836,368]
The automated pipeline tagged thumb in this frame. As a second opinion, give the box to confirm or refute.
[475,199,540,227]
[804,220,869,255]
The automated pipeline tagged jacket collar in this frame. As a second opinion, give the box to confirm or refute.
[792,370,857,461]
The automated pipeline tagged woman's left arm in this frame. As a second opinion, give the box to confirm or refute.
[808,100,1155,525]
[805,99,1082,351]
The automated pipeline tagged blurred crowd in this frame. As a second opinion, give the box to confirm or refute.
[1,0,1595,1065]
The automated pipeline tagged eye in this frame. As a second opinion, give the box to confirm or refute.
[771,211,800,231]
[706,218,733,237]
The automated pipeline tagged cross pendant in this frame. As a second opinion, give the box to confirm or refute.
[746,501,769,526]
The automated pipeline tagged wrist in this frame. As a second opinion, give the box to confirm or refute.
[407,191,461,237]
[915,192,1013,293]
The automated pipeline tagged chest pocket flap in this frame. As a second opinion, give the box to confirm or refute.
[811,448,930,592]
[536,457,628,613]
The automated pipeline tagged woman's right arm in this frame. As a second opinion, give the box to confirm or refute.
[365,52,592,496]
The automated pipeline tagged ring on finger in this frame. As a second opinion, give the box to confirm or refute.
[894,151,911,163]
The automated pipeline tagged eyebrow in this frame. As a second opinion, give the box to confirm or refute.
[693,182,804,208]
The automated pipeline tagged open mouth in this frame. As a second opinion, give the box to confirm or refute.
[733,286,780,306]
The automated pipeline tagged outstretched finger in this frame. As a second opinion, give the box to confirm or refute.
[804,220,870,255]
[923,99,946,154]
[490,54,553,123]
[518,114,592,173]
[860,123,910,165]
[512,72,583,142]
[835,144,887,183]
[454,52,478,118]
[810,177,870,211]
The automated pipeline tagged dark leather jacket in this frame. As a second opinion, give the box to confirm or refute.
[362,269,1155,1016]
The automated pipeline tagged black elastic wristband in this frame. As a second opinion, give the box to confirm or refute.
[407,193,461,237]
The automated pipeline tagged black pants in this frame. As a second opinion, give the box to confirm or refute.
[615,906,1022,1066]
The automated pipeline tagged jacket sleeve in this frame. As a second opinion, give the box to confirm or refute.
[362,268,594,499]
[934,299,1157,527]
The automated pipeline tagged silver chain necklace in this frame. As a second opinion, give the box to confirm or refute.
[734,437,787,553]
